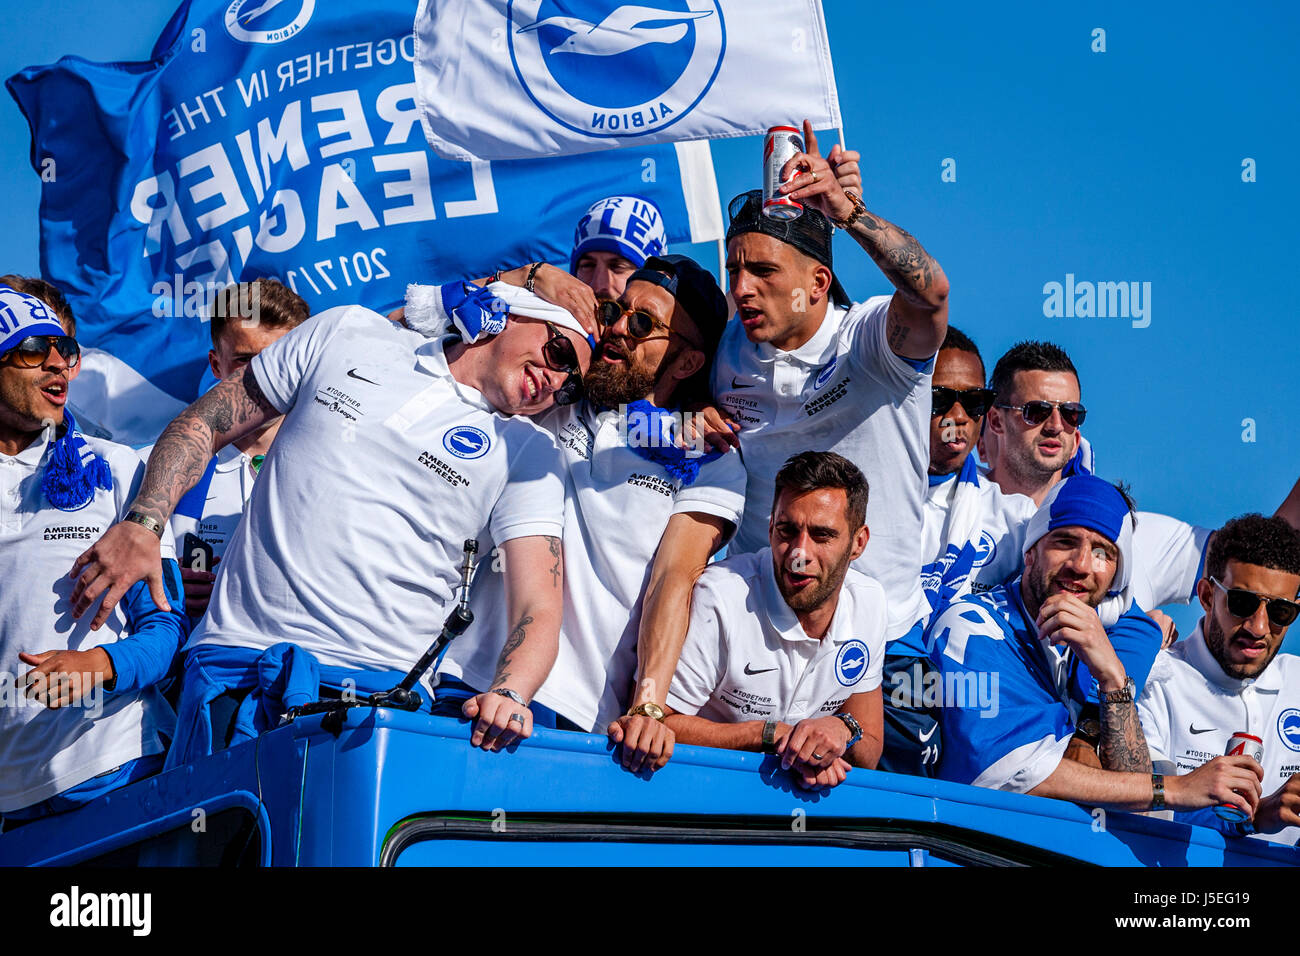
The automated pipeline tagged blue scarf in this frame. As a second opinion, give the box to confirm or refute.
[619,399,724,487]
[41,409,113,511]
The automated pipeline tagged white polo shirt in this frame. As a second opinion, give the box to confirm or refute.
[0,426,177,812]
[667,548,887,724]
[711,296,930,643]
[1129,512,1211,612]
[440,402,747,730]
[1137,623,1300,845]
[189,306,566,681]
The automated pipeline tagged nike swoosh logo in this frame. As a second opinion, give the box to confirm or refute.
[743,663,777,676]
[347,368,379,385]
[1189,725,1217,735]
[731,376,755,389]
[919,723,938,743]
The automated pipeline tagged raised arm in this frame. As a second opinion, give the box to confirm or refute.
[1276,474,1300,531]
[781,120,949,360]
[69,366,279,628]
[608,511,730,772]
[462,534,564,752]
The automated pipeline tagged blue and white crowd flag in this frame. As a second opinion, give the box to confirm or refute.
[414,0,842,161]
[7,0,722,440]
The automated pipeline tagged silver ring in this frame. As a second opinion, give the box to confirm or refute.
[812,751,825,761]
[508,713,525,726]
[811,171,819,183]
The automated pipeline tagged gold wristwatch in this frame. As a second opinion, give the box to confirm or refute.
[627,702,666,722]
[833,192,868,230]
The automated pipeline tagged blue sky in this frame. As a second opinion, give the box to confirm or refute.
[2,1,1297,640]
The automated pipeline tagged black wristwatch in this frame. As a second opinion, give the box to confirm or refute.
[761,719,778,754]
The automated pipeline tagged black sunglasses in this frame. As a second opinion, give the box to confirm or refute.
[542,323,584,406]
[996,400,1087,429]
[932,386,995,419]
[3,334,80,369]
[1211,577,1300,628]
[542,322,581,375]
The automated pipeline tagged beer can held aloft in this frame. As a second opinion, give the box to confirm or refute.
[1214,732,1264,822]
[763,126,804,221]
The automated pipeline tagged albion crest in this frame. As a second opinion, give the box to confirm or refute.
[508,0,726,138]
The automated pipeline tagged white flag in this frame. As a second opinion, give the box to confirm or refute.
[414,0,841,161]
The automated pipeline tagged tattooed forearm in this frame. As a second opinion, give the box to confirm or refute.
[1098,701,1153,773]
[491,613,533,690]
[546,535,561,589]
[846,211,941,305]
[129,365,278,524]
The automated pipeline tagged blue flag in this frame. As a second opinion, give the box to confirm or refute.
[7,0,721,414]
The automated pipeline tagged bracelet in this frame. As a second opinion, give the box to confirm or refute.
[123,511,164,538]
[487,268,503,284]
[492,687,528,706]
[524,261,544,293]
[761,719,778,755]
[1150,773,1166,811]
[833,192,867,230]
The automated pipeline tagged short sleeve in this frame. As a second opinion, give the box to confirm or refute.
[846,295,933,394]
[249,307,354,413]
[1131,511,1213,608]
[671,450,747,534]
[488,425,566,544]
[666,574,729,715]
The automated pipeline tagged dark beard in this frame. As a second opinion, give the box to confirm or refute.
[1204,612,1278,680]
[773,545,853,614]
[582,357,657,409]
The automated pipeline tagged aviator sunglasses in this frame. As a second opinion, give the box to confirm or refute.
[2,334,80,369]
[932,386,995,419]
[1210,577,1300,628]
[996,399,1087,429]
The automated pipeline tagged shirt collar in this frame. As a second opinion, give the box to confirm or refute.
[1184,619,1283,694]
[754,306,845,367]
[7,423,54,469]
[416,333,494,413]
[214,442,248,472]
[756,547,852,645]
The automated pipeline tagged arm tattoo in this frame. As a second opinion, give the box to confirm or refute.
[546,535,561,589]
[129,365,277,525]
[491,613,533,689]
[1098,701,1153,774]
[848,211,938,303]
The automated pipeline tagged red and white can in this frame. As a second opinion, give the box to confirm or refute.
[763,126,804,221]
[1214,732,1264,822]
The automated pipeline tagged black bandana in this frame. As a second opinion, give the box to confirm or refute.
[725,189,850,307]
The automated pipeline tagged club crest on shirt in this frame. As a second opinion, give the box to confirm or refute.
[1278,708,1300,753]
[442,425,491,460]
[813,355,838,390]
[835,640,869,687]
[971,530,997,568]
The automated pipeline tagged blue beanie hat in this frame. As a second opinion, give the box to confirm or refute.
[1022,475,1135,596]
[570,196,668,275]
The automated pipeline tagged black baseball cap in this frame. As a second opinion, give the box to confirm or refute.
[725,189,851,308]
[628,254,729,353]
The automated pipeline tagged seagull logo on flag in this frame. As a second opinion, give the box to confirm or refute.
[517,5,713,57]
